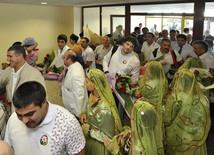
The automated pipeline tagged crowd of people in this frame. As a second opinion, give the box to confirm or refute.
[0,24,213,155]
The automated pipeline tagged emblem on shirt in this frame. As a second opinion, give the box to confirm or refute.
[40,135,48,146]
[123,60,127,64]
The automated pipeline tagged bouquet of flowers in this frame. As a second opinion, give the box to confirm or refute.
[191,68,214,89]
[115,74,142,115]
[0,95,11,116]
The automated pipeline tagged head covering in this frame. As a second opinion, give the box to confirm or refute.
[87,68,122,134]
[130,99,164,155]
[163,69,211,152]
[179,57,205,70]
[22,37,36,46]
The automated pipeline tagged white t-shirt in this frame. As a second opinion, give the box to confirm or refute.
[103,46,140,83]
[58,45,70,66]
[4,102,85,155]
[141,41,160,61]
[82,46,96,73]
[199,52,214,69]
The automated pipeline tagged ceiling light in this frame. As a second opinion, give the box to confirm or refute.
[41,2,47,5]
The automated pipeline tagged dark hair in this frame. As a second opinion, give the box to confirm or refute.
[82,37,89,43]
[13,81,46,108]
[183,28,189,33]
[70,34,79,43]
[146,32,155,38]
[193,40,208,52]
[57,34,67,42]
[123,36,138,48]
[161,38,171,44]
[66,53,77,63]
[134,27,140,32]
[79,32,83,38]
[177,34,187,41]
[8,45,26,58]
[142,27,148,31]
[12,41,22,46]
[158,32,162,37]
[176,30,180,34]
[170,29,176,33]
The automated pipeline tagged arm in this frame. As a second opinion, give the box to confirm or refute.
[103,47,113,73]
[25,43,38,52]
[73,147,85,155]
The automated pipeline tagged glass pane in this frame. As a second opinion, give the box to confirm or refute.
[146,17,162,33]
[163,18,182,32]
[112,17,125,37]
[130,16,145,34]
[131,3,194,13]
[102,6,125,36]
[83,7,100,35]
[205,2,214,17]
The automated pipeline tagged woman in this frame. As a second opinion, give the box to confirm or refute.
[104,99,164,155]
[80,68,122,155]
[163,69,211,155]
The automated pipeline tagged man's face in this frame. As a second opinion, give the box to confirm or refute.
[81,39,88,49]
[160,41,171,53]
[146,34,154,43]
[118,26,123,31]
[7,50,22,68]
[62,51,69,67]
[57,39,66,50]
[142,28,148,34]
[177,38,186,47]
[162,30,168,38]
[102,37,110,46]
[69,39,76,45]
[15,101,47,128]
[187,34,192,42]
[193,44,205,56]
[122,41,135,54]
[170,32,176,40]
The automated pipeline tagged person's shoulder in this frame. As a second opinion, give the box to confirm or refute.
[54,104,76,122]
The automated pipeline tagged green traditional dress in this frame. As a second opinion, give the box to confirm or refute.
[163,69,211,155]
[130,99,164,155]
[85,68,122,155]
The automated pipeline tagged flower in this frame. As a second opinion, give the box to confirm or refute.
[136,94,142,99]
[132,84,137,88]
[46,54,50,57]
[44,57,48,61]
[116,77,122,83]
[209,68,214,73]
[120,86,126,93]
[6,102,12,107]
[206,77,213,83]
[0,94,11,116]
[0,95,6,101]
[194,70,199,75]
[46,70,50,74]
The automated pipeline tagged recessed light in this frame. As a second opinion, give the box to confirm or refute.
[41,2,47,5]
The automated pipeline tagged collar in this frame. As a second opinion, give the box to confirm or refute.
[12,62,26,76]
[37,101,54,128]
[199,52,209,59]
[82,46,89,52]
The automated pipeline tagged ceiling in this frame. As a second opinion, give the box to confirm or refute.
[0,0,174,6]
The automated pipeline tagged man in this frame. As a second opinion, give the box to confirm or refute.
[70,33,82,55]
[57,34,70,65]
[62,50,88,118]
[150,39,184,79]
[103,36,140,84]
[131,27,141,38]
[169,29,177,47]
[187,34,193,45]
[0,141,13,155]
[137,27,149,45]
[172,34,196,61]
[205,39,214,57]
[193,40,214,69]
[113,25,123,40]
[81,37,96,73]
[204,29,214,41]
[183,28,189,35]
[94,35,113,71]
[150,24,157,34]
[157,29,169,45]
[4,81,85,155]
[140,32,160,62]
[0,45,46,112]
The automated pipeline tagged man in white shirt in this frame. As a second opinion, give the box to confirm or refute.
[4,81,85,155]
[81,37,96,74]
[150,24,157,34]
[172,34,196,61]
[157,29,169,45]
[150,39,184,80]
[169,29,177,48]
[193,40,214,69]
[57,34,70,65]
[62,50,88,118]
[103,36,140,84]
[140,32,160,63]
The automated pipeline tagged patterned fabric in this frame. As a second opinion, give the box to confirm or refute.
[163,69,211,154]
[50,107,85,154]
[25,49,39,67]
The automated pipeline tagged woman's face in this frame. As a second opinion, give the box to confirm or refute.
[85,77,95,92]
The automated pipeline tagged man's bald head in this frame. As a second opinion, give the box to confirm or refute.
[0,141,14,155]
